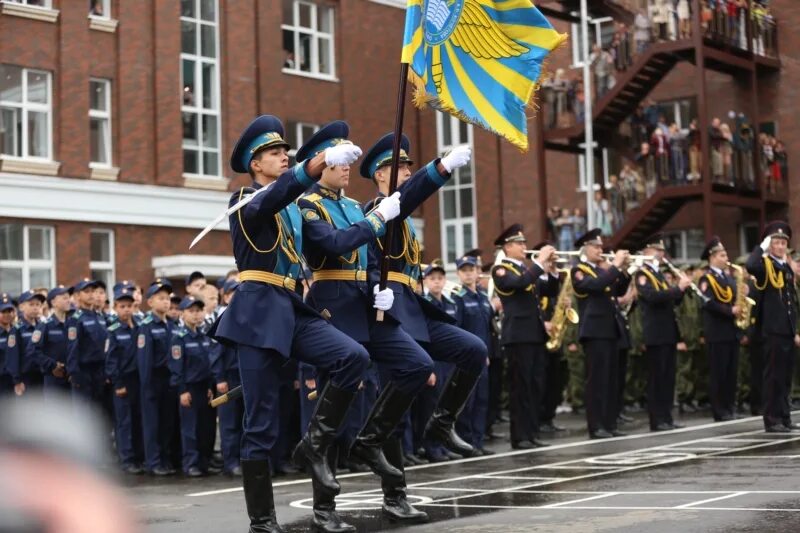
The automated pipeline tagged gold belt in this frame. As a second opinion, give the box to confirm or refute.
[387,272,418,290]
[312,270,367,282]
[239,270,296,291]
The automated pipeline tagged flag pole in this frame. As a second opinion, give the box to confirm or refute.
[376,62,410,322]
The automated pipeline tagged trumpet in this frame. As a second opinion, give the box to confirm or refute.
[525,249,656,262]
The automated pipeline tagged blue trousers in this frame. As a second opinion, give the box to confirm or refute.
[421,319,487,375]
[113,371,144,467]
[217,369,243,473]
[43,374,70,399]
[238,313,369,460]
[180,381,214,472]
[70,362,106,405]
[366,321,434,395]
[141,366,177,471]
[457,365,489,449]
[414,361,453,456]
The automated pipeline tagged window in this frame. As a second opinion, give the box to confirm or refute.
[0,224,54,295]
[663,228,704,261]
[89,230,115,292]
[0,65,52,160]
[577,144,611,191]
[89,79,112,166]
[657,98,697,131]
[88,0,109,18]
[284,121,319,166]
[739,222,759,257]
[181,0,221,177]
[4,0,52,7]
[282,0,336,78]
[437,113,476,267]
[570,15,615,67]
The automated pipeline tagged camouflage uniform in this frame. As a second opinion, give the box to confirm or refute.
[676,289,703,410]
[563,296,584,411]
[625,301,648,408]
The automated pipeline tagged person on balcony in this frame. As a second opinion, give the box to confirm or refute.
[688,119,702,182]
[719,123,735,186]
[709,117,725,184]
[637,142,657,198]
[677,0,691,39]
[634,9,652,53]
[590,44,613,100]
[650,128,670,185]
[651,0,671,42]
[668,123,688,184]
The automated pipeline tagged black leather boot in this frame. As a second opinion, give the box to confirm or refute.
[381,438,429,523]
[311,479,356,533]
[349,382,413,483]
[241,459,284,533]
[292,382,356,495]
[423,369,480,456]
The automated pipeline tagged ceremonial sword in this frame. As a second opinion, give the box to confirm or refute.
[189,182,276,249]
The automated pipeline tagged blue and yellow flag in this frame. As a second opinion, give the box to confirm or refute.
[401,0,566,151]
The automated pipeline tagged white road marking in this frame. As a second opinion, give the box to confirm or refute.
[675,492,748,508]
[541,493,619,508]
[186,413,786,497]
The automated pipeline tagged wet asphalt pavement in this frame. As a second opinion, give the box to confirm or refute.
[129,409,800,532]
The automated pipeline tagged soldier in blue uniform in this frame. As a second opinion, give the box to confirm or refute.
[210,278,243,477]
[360,133,487,458]
[170,296,215,477]
[29,285,72,397]
[106,284,144,474]
[570,229,632,438]
[745,221,800,432]
[213,115,370,532]
[137,279,178,476]
[417,261,457,462]
[636,234,692,431]
[65,279,109,405]
[452,254,494,455]
[0,294,18,395]
[9,290,46,396]
[698,237,742,422]
[295,121,433,528]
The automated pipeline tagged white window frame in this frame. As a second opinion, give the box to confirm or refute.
[570,15,614,68]
[89,78,112,168]
[0,65,52,161]
[4,0,53,7]
[286,121,320,165]
[436,113,477,269]
[0,224,55,293]
[180,0,222,179]
[739,222,759,257]
[89,229,115,292]
[281,0,337,81]
[577,144,612,192]
[88,0,110,18]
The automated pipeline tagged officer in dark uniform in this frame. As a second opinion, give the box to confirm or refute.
[66,279,109,405]
[0,293,18,395]
[10,290,46,396]
[29,285,72,397]
[570,229,632,438]
[213,115,369,532]
[453,254,494,454]
[636,234,692,431]
[491,224,559,448]
[698,237,742,421]
[137,279,177,476]
[170,296,215,477]
[296,122,433,527]
[745,221,800,432]
[106,284,143,474]
[210,279,243,477]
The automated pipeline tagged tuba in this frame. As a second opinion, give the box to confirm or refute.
[728,262,756,330]
[545,269,579,351]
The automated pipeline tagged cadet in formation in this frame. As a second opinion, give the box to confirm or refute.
[31,285,72,397]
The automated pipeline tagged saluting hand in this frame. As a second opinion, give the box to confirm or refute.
[325,143,363,167]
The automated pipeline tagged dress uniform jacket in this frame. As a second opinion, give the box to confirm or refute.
[636,263,684,345]
[571,262,631,340]
[491,259,559,345]
[298,183,387,342]
[215,164,320,356]
[106,320,139,386]
[65,308,109,387]
[453,287,493,349]
[28,315,69,388]
[137,313,174,384]
[9,318,37,384]
[745,248,797,337]
[700,267,739,343]
[364,162,456,342]
[0,326,18,391]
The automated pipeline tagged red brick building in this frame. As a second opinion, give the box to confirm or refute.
[0,0,795,296]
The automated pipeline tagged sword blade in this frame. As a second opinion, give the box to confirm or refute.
[189,183,274,249]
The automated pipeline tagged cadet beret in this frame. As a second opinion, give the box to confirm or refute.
[178,296,205,311]
[47,285,72,303]
[0,293,14,311]
[456,255,478,269]
[113,286,134,302]
[423,259,446,277]
[494,224,526,247]
[574,228,602,248]
[296,121,351,163]
[146,281,172,299]
[73,278,98,292]
[360,132,413,179]
[700,236,725,261]
[230,115,290,174]
[762,220,791,241]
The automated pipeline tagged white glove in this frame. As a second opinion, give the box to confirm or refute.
[760,235,772,252]
[324,143,363,166]
[373,285,395,311]
[440,145,472,173]
[374,192,401,222]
